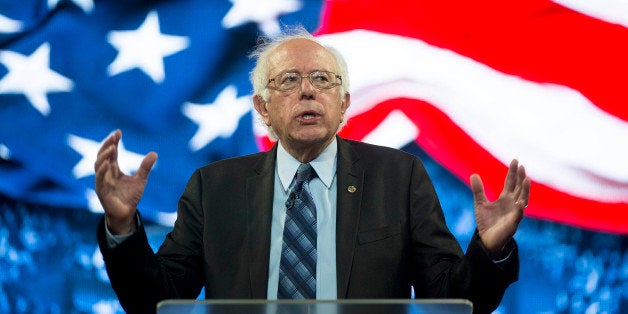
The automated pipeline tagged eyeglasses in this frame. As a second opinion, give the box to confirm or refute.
[266,71,342,92]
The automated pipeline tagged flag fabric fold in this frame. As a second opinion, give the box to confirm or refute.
[1,0,626,233]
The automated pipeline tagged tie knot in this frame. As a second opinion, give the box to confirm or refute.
[296,163,317,183]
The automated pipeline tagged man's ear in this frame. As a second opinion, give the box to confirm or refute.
[253,94,271,125]
[341,92,350,114]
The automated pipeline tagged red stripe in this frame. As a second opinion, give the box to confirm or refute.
[339,99,628,234]
[317,0,628,122]
[316,0,628,233]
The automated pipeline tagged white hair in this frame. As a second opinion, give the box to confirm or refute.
[249,27,351,139]
[250,27,350,100]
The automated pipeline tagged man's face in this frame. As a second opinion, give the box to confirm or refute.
[254,38,349,152]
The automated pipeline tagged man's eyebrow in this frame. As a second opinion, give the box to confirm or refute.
[269,69,298,77]
[277,69,300,74]
[275,69,330,75]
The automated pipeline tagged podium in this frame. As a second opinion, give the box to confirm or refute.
[156,299,473,314]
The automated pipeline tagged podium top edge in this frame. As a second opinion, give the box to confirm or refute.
[157,298,473,307]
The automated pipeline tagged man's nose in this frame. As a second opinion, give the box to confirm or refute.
[299,76,316,99]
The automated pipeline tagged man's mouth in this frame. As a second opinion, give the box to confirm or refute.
[296,110,320,122]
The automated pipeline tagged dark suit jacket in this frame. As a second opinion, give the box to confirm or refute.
[98,137,519,314]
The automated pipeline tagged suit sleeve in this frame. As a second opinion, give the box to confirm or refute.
[96,169,206,314]
[407,157,518,314]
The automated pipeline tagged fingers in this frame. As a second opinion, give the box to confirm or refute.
[135,152,158,180]
[470,173,488,206]
[94,154,114,191]
[97,129,121,157]
[514,161,529,199]
[94,129,158,184]
[517,163,527,187]
[95,130,121,173]
[95,131,122,192]
[508,160,530,210]
[503,159,519,192]
[479,159,531,207]
[94,144,117,177]
[515,176,531,210]
[95,132,120,184]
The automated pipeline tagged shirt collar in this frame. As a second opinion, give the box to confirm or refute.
[277,137,337,192]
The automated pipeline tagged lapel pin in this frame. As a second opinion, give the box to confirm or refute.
[347,185,357,193]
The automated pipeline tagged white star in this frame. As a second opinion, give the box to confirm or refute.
[0,14,24,34]
[0,143,10,160]
[222,0,302,37]
[107,10,189,84]
[0,43,74,116]
[67,133,148,179]
[182,85,251,151]
[48,0,95,13]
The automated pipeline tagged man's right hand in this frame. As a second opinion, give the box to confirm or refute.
[94,130,157,235]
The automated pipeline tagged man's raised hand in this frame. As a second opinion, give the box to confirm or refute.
[94,130,157,235]
[471,159,530,259]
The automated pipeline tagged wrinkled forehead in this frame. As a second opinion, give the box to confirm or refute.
[267,38,338,76]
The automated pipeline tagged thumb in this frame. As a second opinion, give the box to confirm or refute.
[136,152,158,180]
[470,174,488,206]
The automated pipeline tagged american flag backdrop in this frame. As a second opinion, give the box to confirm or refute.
[318,0,628,234]
[0,0,627,312]
[321,0,628,234]
[2,0,626,232]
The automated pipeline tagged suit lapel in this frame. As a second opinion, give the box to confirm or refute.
[246,145,277,298]
[335,137,364,298]
[244,139,365,298]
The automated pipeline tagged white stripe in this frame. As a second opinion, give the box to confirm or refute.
[0,14,23,34]
[552,0,628,29]
[362,110,419,149]
[319,30,628,203]
[157,211,177,227]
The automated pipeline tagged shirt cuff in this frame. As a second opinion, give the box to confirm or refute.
[492,240,515,264]
[492,248,513,264]
[104,214,140,248]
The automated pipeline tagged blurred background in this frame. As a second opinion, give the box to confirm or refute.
[1,0,627,313]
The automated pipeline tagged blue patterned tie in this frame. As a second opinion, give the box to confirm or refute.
[278,163,317,299]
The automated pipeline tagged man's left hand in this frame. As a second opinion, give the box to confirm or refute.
[471,159,531,259]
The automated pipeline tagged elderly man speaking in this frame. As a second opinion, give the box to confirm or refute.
[95,28,530,314]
